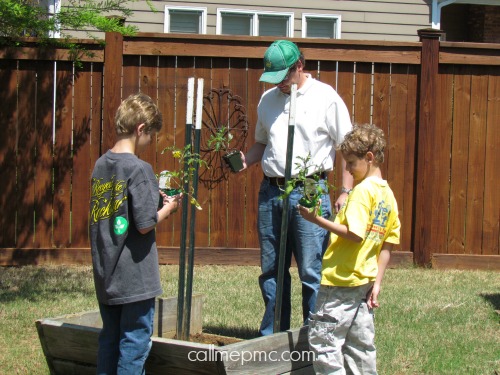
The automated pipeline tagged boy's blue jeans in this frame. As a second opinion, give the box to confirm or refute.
[97,298,155,375]
[257,178,331,336]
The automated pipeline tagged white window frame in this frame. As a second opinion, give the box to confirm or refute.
[216,9,294,37]
[302,13,342,39]
[164,6,207,34]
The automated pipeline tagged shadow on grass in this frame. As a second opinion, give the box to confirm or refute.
[0,266,94,303]
[202,324,259,340]
[480,293,500,312]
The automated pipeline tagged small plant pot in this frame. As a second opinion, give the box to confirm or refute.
[158,188,182,209]
[223,150,244,173]
[164,188,182,197]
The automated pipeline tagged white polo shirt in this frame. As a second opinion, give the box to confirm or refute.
[255,74,352,178]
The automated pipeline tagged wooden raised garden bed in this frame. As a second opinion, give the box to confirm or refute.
[36,294,313,374]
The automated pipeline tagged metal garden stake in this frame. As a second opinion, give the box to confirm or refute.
[176,77,195,340]
[182,78,204,340]
[274,83,297,333]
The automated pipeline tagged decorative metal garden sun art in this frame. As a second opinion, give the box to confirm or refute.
[199,88,248,188]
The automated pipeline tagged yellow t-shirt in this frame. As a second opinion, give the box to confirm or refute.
[321,176,401,287]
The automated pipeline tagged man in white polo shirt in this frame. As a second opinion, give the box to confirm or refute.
[240,40,353,336]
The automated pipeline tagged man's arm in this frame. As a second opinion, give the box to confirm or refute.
[240,142,266,171]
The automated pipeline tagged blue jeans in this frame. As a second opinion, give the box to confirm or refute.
[257,178,331,336]
[97,298,155,375]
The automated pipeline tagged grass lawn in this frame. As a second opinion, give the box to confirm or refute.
[0,265,498,374]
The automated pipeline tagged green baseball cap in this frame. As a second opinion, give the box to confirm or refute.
[259,40,300,84]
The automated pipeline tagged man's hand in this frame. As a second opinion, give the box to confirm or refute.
[334,192,348,213]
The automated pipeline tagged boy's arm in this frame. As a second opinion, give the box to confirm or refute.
[297,204,362,242]
[367,242,394,309]
[138,193,181,234]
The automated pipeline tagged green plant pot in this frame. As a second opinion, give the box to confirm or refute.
[163,188,182,197]
[158,188,181,209]
[223,150,244,173]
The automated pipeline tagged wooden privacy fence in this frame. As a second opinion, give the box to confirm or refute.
[0,30,498,269]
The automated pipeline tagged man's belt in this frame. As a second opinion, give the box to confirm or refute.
[264,172,328,187]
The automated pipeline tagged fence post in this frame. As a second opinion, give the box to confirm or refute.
[413,28,445,266]
[102,32,123,154]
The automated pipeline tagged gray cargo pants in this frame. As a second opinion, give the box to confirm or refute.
[308,283,376,375]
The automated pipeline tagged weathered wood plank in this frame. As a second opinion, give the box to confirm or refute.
[53,61,74,248]
[102,32,122,154]
[51,359,95,375]
[220,326,311,374]
[0,59,19,248]
[482,69,500,255]
[43,295,203,337]
[245,58,264,249]
[210,57,231,248]
[387,64,411,251]
[353,62,372,124]
[15,60,38,248]
[432,254,500,271]
[191,57,212,248]
[71,63,94,248]
[156,55,177,247]
[440,45,500,66]
[413,30,441,265]
[139,54,160,172]
[0,46,104,62]
[435,66,454,254]
[448,66,470,255]
[123,38,421,64]
[33,60,55,248]
[227,58,249,249]
[465,69,488,255]
[0,248,414,268]
[401,64,418,253]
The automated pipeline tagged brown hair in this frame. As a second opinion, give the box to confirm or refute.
[114,93,162,135]
[339,123,386,164]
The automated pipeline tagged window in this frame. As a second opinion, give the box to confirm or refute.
[302,14,341,39]
[217,9,293,37]
[164,6,207,34]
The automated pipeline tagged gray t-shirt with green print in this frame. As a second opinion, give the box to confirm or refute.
[90,150,162,305]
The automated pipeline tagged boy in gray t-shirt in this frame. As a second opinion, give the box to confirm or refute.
[89,93,180,374]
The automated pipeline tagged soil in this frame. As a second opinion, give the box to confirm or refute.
[176,332,243,346]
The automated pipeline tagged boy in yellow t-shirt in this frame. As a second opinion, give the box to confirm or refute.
[298,123,401,374]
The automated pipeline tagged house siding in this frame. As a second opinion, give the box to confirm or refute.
[64,0,431,41]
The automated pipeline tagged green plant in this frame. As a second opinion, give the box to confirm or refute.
[206,126,234,152]
[206,127,245,173]
[280,153,332,215]
[160,144,208,210]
